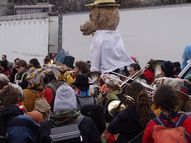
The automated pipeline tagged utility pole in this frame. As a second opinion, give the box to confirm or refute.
[58,14,63,52]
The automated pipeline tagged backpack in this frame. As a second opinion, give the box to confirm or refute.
[50,115,84,143]
[46,81,64,96]
[46,81,64,109]
[76,95,97,109]
[152,114,191,143]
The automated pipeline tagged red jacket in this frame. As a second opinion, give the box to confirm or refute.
[42,87,54,105]
[142,113,191,143]
[143,69,154,84]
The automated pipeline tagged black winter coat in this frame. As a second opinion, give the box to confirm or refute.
[80,104,106,135]
[108,105,144,143]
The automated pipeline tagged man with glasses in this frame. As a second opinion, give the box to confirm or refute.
[14,59,28,89]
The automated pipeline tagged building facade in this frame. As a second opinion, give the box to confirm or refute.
[0,0,10,16]
[0,0,51,16]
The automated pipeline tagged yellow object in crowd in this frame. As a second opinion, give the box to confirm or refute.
[58,71,74,85]
[151,104,161,117]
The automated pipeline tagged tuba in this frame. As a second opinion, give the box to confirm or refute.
[107,94,135,117]
[149,59,164,79]
[87,71,101,84]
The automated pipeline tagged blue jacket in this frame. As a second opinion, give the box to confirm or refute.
[7,115,39,143]
[1,105,39,143]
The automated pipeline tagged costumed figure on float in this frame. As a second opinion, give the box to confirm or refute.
[80,0,133,74]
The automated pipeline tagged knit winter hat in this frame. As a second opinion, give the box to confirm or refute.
[161,61,174,77]
[54,83,77,112]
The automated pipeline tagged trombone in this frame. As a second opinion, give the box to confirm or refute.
[110,64,155,93]
[106,64,156,117]
[119,64,150,89]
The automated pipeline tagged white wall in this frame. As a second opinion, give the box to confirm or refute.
[62,13,91,60]
[62,4,191,67]
[0,15,49,64]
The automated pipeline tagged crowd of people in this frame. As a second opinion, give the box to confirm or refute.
[0,51,191,143]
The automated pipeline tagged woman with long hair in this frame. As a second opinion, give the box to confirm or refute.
[108,82,154,143]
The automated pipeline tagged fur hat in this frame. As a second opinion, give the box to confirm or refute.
[73,74,91,91]
[161,61,174,77]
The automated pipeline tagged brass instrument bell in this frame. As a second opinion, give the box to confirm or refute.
[87,71,101,84]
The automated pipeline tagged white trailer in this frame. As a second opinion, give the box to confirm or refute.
[0,13,59,64]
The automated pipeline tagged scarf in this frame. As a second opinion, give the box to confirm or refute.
[76,89,91,97]
[50,110,82,127]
